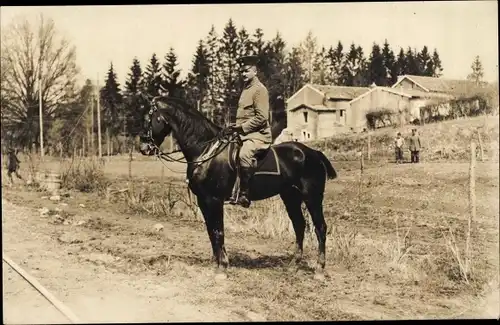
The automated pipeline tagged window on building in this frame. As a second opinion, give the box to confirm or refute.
[303,111,308,123]
[307,133,311,139]
[340,110,344,117]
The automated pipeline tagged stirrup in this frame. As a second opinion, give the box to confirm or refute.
[236,195,251,208]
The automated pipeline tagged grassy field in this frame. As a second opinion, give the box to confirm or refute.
[310,115,499,163]
[2,115,499,321]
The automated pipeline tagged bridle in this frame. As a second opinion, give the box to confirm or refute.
[143,96,241,167]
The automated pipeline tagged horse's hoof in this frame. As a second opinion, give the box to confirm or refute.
[313,271,325,281]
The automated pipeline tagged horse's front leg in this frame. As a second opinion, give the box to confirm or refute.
[197,196,229,278]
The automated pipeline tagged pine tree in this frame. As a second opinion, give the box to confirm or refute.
[123,58,144,137]
[265,32,287,138]
[251,28,266,56]
[312,46,328,84]
[325,41,344,85]
[285,46,306,98]
[124,57,143,95]
[237,26,253,58]
[405,47,419,75]
[381,40,397,85]
[467,55,484,86]
[162,47,186,99]
[417,46,433,76]
[395,48,407,77]
[354,46,369,86]
[186,40,210,110]
[100,62,123,138]
[219,19,239,124]
[367,42,386,86]
[431,49,443,77]
[341,43,367,86]
[205,25,224,108]
[143,54,162,97]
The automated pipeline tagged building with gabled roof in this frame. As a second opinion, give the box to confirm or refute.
[285,84,370,141]
[283,75,486,141]
[392,75,480,96]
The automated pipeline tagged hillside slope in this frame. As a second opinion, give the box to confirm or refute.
[309,115,499,162]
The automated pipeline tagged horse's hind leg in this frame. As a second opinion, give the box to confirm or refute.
[280,188,306,267]
[304,193,327,279]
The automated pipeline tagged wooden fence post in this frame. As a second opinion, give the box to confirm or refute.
[360,150,364,173]
[128,146,132,180]
[476,129,484,162]
[161,165,165,184]
[465,141,476,276]
[367,133,371,161]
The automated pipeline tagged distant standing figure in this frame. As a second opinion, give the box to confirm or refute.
[7,148,23,185]
[408,128,422,163]
[394,132,405,164]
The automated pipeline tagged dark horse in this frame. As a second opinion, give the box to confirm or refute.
[139,95,337,279]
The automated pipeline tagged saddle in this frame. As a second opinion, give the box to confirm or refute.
[194,135,281,201]
[228,140,280,201]
[229,142,280,176]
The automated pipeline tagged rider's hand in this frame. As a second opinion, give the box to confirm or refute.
[224,124,244,135]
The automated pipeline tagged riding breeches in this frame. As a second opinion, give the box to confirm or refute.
[239,139,269,168]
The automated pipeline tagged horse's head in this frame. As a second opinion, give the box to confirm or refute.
[139,95,173,156]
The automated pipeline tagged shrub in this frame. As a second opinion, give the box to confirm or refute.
[366,109,396,129]
[60,156,109,193]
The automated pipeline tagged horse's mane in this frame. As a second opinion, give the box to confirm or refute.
[155,96,221,150]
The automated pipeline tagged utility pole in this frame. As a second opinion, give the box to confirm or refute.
[122,111,126,153]
[38,46,44,160]
[96,74,102,158]
[90,95,94,155]
[39,73,44,160]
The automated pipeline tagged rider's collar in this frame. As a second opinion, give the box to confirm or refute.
[244,76,259,89]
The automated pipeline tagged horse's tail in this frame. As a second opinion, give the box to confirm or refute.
[315,150,337,180]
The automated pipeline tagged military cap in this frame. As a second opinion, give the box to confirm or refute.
[236,55,260,67]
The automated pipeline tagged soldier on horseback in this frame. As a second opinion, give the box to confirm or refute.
[223,55,272,208]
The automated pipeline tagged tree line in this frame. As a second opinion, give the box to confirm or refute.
[2,16,450,155]
[101,19,445,143]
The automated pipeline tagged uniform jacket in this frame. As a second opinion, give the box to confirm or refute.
[236,77,272,143]
[408,135,421,151]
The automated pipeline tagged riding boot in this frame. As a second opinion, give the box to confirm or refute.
[236,167,253,208]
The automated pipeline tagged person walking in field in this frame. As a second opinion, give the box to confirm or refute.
[408,128,422,163]
[394,132,405,164]
[6,148,23,186]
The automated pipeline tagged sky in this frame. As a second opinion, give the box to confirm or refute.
[1,2,498,88]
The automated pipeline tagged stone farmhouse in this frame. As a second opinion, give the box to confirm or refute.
[284,75,480,141]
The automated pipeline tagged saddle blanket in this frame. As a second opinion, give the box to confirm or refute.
[198,139,281,176]
[253,147,280,176]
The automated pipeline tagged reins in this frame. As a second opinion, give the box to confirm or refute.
[151,132,240,166]
[144,98,241,171]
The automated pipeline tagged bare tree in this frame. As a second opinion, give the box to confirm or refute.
[299,30,318,84]
[1,14,80,150]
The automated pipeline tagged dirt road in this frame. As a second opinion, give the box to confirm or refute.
[2,199,258,324]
